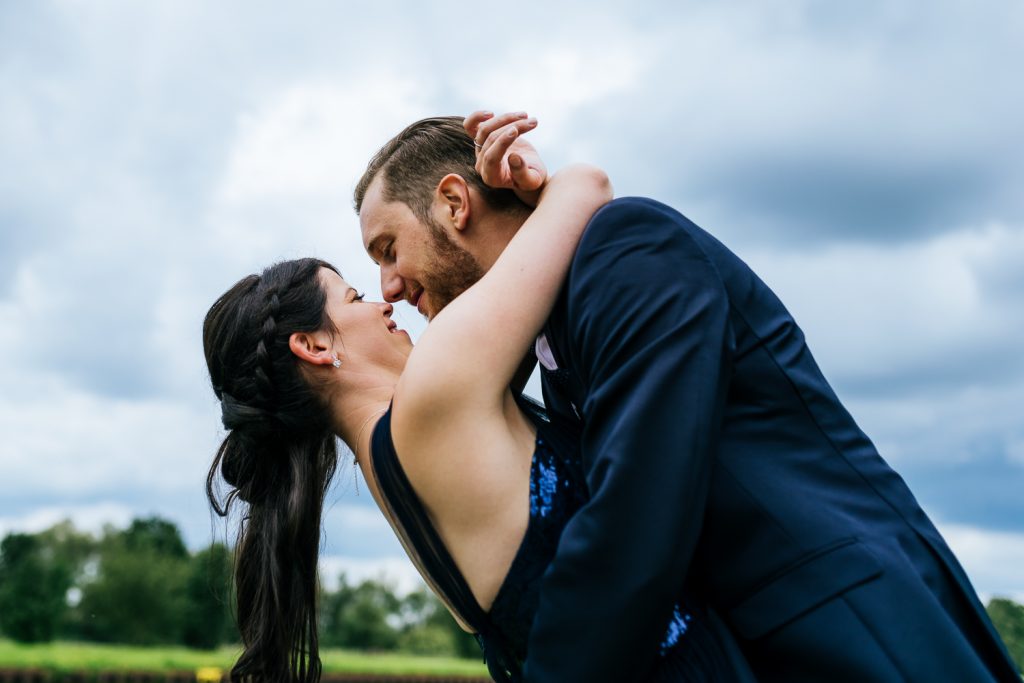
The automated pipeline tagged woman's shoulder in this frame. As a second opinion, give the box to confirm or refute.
[390,335,527,456]
[388,384,528,530]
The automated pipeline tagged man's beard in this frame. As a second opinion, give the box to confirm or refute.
[419,214,486,318]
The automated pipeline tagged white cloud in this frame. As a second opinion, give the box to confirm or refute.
[938,522,1024,603]
[743,222,1024,392]
[0,378,219,497]
[219,77,433,204]
[319,555,425,596]
[323,502,392,533]
[1007,439,1024,468]
[198,76,440,310]
[548,2,1024,241]
[2,0,1022,601]
[0,502,134,539]
[732,223,1024,476]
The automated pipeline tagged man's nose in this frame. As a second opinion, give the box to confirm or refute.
[380,265,403,303]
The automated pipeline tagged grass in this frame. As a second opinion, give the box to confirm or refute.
[0,640,487,676]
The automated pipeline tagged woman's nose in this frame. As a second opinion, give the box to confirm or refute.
[379,302,394,317]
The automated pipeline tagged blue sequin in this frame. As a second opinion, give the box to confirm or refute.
[483,410,702,677]
[529,439,560,518]
[659,604,692,655]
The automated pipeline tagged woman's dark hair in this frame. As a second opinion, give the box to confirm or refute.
[203,257,340,683]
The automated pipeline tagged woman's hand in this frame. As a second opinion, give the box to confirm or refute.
[464,110,548,207]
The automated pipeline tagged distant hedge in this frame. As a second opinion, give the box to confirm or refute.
[0,518,477,659]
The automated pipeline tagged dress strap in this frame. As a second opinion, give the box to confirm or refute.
[367,407,490,634]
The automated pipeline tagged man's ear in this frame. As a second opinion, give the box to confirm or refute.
[436,173,471,232]
[289,331,335,366]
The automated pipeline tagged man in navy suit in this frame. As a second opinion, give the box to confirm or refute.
[355,113,1019,682]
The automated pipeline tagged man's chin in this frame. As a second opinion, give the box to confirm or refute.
[421,296,446,321]
[417,300,432,320]
[420,289,461,322]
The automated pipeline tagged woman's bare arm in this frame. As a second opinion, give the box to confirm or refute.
[398,159,611,414]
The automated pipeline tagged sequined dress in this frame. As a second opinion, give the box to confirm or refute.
[369,399,755,682]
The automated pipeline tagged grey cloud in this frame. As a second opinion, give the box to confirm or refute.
[2,0,1023,597]
[901,451,1024,534]
[0,207,50,296]
[680,153,1006,246]
[571,1,1024,248]
[321,496,406,560]
[828,332,1024,400]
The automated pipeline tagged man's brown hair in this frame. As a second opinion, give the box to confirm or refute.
[353,116,525,221]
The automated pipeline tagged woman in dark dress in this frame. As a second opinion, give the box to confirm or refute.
[203,113,755,682]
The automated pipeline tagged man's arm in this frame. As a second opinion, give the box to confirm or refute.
[523,198,733,682]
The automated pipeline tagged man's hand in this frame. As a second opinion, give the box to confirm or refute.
[464,110,548,207]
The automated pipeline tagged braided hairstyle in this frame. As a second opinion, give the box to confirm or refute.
[203,258,340,683]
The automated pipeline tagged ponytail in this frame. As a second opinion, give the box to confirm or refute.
[203,258,340,682]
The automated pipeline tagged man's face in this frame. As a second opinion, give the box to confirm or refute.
[359,176,484,320]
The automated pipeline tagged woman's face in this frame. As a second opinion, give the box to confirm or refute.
[319,268,413,365]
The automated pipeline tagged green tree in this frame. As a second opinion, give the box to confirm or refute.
[0,532,73,642]
[182,543,236,649]
[76,516,190,644]
[987,597,1024,671]
[320,574,401,651]
[121,517,189,558]
[35,520,96,571]
[32,520,97,640]
[396,587,480,658]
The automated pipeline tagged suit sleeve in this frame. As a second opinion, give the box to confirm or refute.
[523,199,733,682]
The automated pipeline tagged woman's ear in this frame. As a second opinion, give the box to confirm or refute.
[436,173,471,231]
[289,331,335,366]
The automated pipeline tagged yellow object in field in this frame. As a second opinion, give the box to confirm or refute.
[196,667,223,683]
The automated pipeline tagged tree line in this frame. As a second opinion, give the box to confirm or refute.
[1,516,1022,669]
[0,516,478,658]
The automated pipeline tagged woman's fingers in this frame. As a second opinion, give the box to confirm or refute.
[477,124,519,185]
[480,116,536,154]
[463,110,494,140]
[477,118,538,187]
[473,111,528,147]
[466,110,546,201]
[509,153,545,191]
[478,119,538,186]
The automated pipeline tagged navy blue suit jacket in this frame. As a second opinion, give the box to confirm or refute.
[524,198,1018,682]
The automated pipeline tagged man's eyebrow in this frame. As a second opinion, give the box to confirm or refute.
[365,234,388,261]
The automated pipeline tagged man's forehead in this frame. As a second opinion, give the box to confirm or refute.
[359,184,391,251]
[359,211,385,250]
[360,185,425,250]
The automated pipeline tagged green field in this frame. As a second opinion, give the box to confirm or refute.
[0,640,487,676]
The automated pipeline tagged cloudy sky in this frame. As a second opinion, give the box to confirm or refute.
[1,1,1022,600]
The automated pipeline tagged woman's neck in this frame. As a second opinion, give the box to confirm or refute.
[332,383,394,456]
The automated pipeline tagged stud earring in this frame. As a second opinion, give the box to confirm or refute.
[332,354,342,368]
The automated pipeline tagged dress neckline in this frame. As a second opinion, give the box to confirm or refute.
[368,403,547,628]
